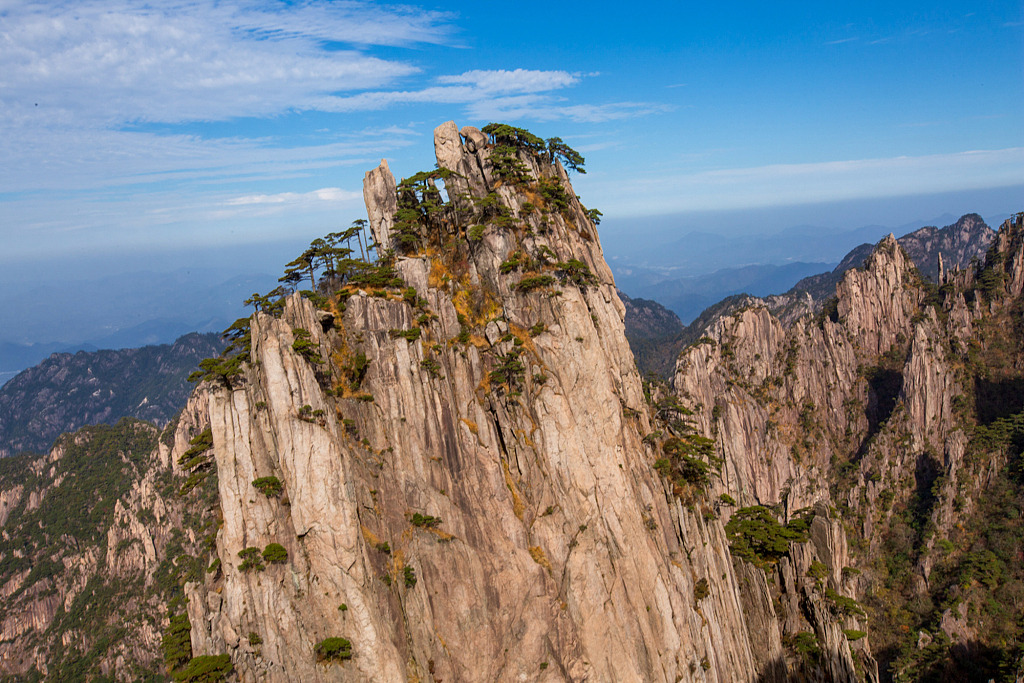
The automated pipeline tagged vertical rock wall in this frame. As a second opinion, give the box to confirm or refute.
[672,216,1024,681]
[183,122,774,683]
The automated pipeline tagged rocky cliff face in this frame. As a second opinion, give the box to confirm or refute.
[619,292,686,380]
[0,392,216,680]
[673,215,1024,682]
[783,214,995,314]
[177,121,781,683]
[628,214,996,385]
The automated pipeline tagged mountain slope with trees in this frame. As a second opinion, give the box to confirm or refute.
[0,333,223,457]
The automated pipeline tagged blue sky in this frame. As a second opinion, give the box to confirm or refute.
[1,0,1021,266]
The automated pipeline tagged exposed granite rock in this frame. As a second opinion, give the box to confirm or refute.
[362,159,398,254]
[619,291,686,379]
[781,214,995,315]
[673,214,1024,682]
[177,122,777,683]
[898,213,995,283]
[1,117,1016,683]
[682,214,997,346]
[0,401,216,680]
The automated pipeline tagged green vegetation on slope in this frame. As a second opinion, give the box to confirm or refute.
[0,333,224,457]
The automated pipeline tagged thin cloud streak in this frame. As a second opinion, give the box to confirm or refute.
[225,187,361,205]
[314,69,667,123]
[0,129,413,192]
[588,148,1024,216]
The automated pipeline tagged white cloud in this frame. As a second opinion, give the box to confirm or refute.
[0,1,673,261]
[436,69,579,93]
[466,96,673,123]
[0,127,411,192]
[586,148,1024,216]
[225,187,360,205]
[311,70,577,112]
[312,69,668,124]
[0,0,452,126]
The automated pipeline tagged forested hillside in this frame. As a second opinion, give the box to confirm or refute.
[0,333,223,457]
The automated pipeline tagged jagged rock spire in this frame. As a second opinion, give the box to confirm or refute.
[362,159,397,253]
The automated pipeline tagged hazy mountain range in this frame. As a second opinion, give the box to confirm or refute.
[0,332,223,457]
[0,269,278,379]
[0,212,1009,383]
[609,212,1010,323]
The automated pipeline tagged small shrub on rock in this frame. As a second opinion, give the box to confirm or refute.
[262,543,288,564]
[252,476,283,497]
[515,275,556,292]
[238,547,264,572]
[172,654,233,683]
[807,560,829,582]
[411,513,442,528]
[724,506,813,568]
[315,637,353,663]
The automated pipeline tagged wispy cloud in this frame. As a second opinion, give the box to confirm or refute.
[0,0,665,260]
[825,37,858,44]
[0,0,455,127]
[574,141,620,153]
[436,69,578,93]
[225,187,360,205]
[587,148,1024,215]
[312,69,668,123]
[466,96,672,123]
[0,128,412,193]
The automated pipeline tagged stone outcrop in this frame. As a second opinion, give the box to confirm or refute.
[768,214,996,325]
[0,400,215,679]
[180,121,777,683]
[673,214,1024,681]
[363,159,398,254]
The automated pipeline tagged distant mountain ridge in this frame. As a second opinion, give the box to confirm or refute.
[0,332,223,457]
[619,293,686,379]
[620,213,997,379]
[785,213,995,306]
[616,260,835,324]
[0,269,278,375]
